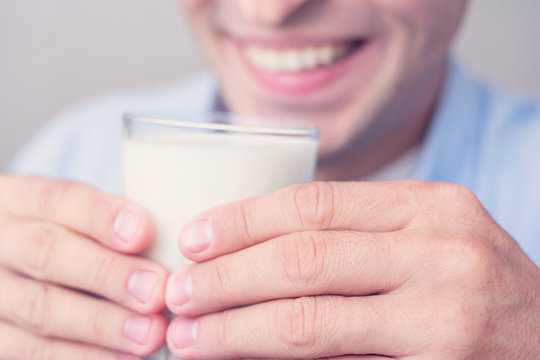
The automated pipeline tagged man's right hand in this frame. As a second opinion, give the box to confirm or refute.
[0,175,168,359]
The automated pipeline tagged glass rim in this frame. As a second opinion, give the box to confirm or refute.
[123,112,319,139]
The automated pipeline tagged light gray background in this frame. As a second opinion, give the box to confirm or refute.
[1,0,540,171]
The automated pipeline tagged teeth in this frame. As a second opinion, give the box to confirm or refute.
[244,44,350,73]
[302,47,318,69]
[283,50,302,72]
[318,45,334,65]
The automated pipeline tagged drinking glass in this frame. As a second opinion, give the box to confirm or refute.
[122,112,318,359]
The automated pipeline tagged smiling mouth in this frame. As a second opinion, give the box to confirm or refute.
[242,39,366,74]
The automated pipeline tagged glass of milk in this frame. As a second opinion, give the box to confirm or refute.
[122,112,318,359]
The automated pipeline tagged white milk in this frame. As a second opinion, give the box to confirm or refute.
[123,130,317,360]
[123,130,318,272]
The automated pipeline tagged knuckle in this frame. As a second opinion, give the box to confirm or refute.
[27,338,53,360]
[414,182,486,226]
[22,283,49,335]
[436,234,499,297]
[81,348,104,360]
[278,297,322,354]
[437,183,481,210]
[402,180,435,209]
[0,220,18,255]
[280,231,326,288]
[86,307,107,343]
[449,236,493,277]
[37,180,73,218]
[292,182,336,229]
[448,183,477,203]
[215,310,233,348]
[235,201,254,246]
[210,260,234,295]
[90,251,116,291]
[91,191,121,234]
[25,225,58,276]
[392,180,420,209]
[439,301,484,352]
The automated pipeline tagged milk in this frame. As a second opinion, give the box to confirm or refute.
[123,127,317,360]
[123,131,318,272]
[123,128,317,360]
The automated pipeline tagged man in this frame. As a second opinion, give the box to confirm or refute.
[2,0,539,359]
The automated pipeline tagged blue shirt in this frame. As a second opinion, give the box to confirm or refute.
[8,61,540,266]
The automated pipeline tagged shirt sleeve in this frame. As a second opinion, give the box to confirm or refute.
[7,112,83,179]
[6,97,125,194]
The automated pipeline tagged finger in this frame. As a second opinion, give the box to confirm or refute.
[167,296,414,359]
[0,175,152,253]
[178,181,423,261]
[167,230,411,317]
[0,220,168,313]
[0,320,142,360]
[0,269,166,356]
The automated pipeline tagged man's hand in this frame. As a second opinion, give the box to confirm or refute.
[165,181,540,359]
[0,176,168,359]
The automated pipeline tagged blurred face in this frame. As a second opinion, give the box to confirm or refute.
[182,0,467,159]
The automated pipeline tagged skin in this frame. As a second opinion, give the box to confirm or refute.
[0,176,167,359]
[164,1,540,359]
[166,182,540,359]
[1,1,539,359]
[182,0,465,180]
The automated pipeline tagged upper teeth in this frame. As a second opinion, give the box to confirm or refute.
[244,44,349,73]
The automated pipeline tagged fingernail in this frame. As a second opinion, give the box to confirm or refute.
[171,274,192,307]
[124,315,152,345]
[128,270,158,304]
[171,319,198,349]
[114,209,142,243]
[180,219,213,253]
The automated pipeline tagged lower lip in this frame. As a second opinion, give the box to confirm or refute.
[235,43,367,96]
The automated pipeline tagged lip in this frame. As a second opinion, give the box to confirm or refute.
[231,38,369,96]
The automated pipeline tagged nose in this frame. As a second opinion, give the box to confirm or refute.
[234,0,311,25]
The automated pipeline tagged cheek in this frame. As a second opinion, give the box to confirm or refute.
[376,0,466,57]
[180,0,215,24]
[179,0,215,43]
